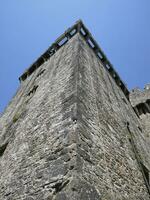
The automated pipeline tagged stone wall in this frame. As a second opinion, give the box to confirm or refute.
[130,86,150,151]
[0,33,150,199]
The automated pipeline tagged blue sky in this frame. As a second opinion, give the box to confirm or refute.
[0,0,150,113]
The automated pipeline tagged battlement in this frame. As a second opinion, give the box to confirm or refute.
[131,84,150,94]
[19,20,129,99]
[130,84,150,116]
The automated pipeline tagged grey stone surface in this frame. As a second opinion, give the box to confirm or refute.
[130,86,150,151]
[0,27,150,200]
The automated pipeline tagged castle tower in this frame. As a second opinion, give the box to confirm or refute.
[0,20,150,200]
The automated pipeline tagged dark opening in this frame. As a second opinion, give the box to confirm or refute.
[27,85,38,96]
[113,73,117,78]
[106,63,111,70]
[28,64,37,75]
[146,99,150,107]
[126,121,131,133]
[48,47,56,56]
[133,107,140,118]
[80,27,86,36]
[37,69,46,78]
[43,52,50,60]
[20,73,28,82]
[70,28,77,36]
[101,57,107,63]
[138,126,142,132]
[97,52,103,60]
[0,143,8,157]
[58,37,68,47]
[37,57,45,67]
[128,138,132,143]
[136,103,148,115]
[87,38,95,49]
[136,104,143,115]
[141,162,149,186]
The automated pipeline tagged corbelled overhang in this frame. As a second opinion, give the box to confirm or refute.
[19,20,129,99]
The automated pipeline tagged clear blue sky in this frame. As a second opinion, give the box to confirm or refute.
[0,0,150,113]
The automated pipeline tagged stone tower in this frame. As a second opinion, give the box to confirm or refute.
[0,20,150,200]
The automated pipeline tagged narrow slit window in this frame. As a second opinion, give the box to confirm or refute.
[138,126,142,132]
[133,107,140,118]
[141,162,149,186]
[0,143,8,157]
[27,85,38,96]
[37,69,46,78]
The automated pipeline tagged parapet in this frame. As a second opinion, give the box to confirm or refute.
[19,20,129,100]
[130,84,150,117]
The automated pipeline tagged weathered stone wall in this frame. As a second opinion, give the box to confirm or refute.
[0,34,82,200]
[130,85,150,107]
[130,86,150,149]
[75,35,150,199]
[0,33,150,199]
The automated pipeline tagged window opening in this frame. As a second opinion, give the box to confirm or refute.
[132,107,140,118]
[58,37,68,47]
[136,103,144,115]
[97,52,103,60]
[37,69,46,78]
[113,73,117,78]
[106,63,111,70]
[70,29,76,36]
[27,85,38,96]
[80,27,86,36]
[20,73,28,82]
[28,64,36,75]
[141,162,149,188]
[0,143,8,157]
[138,126,142,132]
[87,38,95,49]
[146,99,150,107]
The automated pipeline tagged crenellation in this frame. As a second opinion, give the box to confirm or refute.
[19,20,130,102]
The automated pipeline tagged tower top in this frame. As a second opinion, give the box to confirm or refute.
[19,20,129,99]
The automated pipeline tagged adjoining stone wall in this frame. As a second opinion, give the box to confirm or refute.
[130,85,150,107]
[0,33,150,199]
[130,86,150,150]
